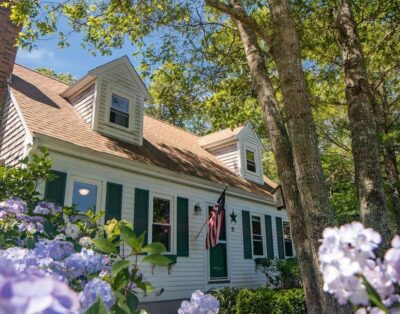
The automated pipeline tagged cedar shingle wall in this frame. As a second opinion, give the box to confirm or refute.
[0,96,26,166]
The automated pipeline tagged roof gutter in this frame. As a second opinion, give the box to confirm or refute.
[32,133,276,207]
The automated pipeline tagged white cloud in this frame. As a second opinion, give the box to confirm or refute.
[17,48,55,63]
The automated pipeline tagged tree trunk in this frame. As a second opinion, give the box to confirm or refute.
[384,145,400,228]
[267,0,345,312]
[231,17,323,313]
[335,0,393,246]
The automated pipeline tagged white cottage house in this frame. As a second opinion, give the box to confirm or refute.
[0,56,293,312]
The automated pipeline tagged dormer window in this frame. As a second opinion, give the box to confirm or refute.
[110,94,130,128]
[246,149,256,173]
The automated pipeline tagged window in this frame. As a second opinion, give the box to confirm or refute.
[110,94,130,128]
[152,197,172,252]
[283,221,294,257]
[209,206,228,280]
[246,149,256,173]
[251,215,264,256]
[72,181,98,212]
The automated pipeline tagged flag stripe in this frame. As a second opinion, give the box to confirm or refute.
[205,189,226,250]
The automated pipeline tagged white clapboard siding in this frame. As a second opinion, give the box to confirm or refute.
[70,84,95,125]
[46,151,289,304]
[208,144,240,174]
[96,63,144,145]
[0,96,26,166]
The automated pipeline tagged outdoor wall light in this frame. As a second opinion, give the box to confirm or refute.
[79,188,90,196]
[194,203,202,215]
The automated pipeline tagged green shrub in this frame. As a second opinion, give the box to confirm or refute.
[208,287,240,314]
[276,258,302,289]
[236,288,306,314]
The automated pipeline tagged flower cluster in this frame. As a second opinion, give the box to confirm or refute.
[33,201,62,215]
[80,278,115,310]
[0,197,28,216]
[178,290,220,314]
[319,222,400,313]
[0,257,80,314]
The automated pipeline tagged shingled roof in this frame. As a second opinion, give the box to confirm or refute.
[10,64,276,198]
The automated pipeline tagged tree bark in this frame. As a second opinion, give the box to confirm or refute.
[384,145,400,228]
[335,0,393,246]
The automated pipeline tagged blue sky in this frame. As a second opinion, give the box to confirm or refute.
[15,33,142,80]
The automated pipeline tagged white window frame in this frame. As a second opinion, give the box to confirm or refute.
[283,220,294,258]
[148,193,176,255]
[207,203,230,283]
[250,213,265,258]
[105,86,134,131]
[66,175,103,216]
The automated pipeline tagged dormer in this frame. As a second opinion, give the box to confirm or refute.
[61,56,152,146]
[199,123,266,185]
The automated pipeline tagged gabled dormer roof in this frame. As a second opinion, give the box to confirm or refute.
[199,122,265,150]
[61,56,152,101]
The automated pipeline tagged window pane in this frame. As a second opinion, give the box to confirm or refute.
[283,222,292,239]
[72,181,97,212]
[285,240,293,257]
[210,243,228,279]
[153,198,170,224]
[252,216,261,235]
[110,110,129,128]
[246,150,256,172]
[111,94,129,113]
[208,206,226,241]
[152,224,171,251]
[253,240,264,256]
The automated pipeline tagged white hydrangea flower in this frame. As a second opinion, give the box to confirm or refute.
[79,237,92,248]
[65,223,80,239]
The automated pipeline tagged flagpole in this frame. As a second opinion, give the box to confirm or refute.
[194,187,228,241]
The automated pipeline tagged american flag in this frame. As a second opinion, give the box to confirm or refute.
[205,189,226,250]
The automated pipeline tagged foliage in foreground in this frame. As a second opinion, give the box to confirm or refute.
[257,258,302,289]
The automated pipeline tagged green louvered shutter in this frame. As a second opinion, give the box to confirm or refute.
[44,170,67,205]
[134,188,149,245]
[265,215,274,259]
[242,210,252,259]
[105,182,123,223]
[177,197,189,257]
[276,217,285,259]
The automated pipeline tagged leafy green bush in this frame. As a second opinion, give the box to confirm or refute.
[236,288,306,314]
[276,258,302,289]
[208,287,240,314]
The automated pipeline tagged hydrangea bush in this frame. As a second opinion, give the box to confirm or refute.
[319,221,400,314]
[0,151,219,313]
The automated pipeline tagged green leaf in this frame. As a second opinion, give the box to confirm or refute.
[83,297,108,314]
[120,226,141,252]
[141,242,166,254]
[112,259,131,277]
[142,254,172,266]
[126,292,139,312]
[92,237,118,254]
[112,268,130,291]
[363,277,388,313]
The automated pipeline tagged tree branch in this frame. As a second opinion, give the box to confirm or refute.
[204,0,271,46]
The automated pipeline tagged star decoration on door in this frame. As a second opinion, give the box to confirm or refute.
[230,210,237,223]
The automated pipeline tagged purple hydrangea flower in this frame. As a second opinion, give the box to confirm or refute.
[0,247,39,272]
[80,278,115,310]
[16,214,45,234]
[178,290,219,314]
[0,257,80,314]
[33,201,62,215]
[64,249,108,279]
[0,198,28,215]
[34,239,75,261]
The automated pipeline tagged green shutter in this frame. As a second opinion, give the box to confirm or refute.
[134,188,149,245]
[276,217,285,259]
[44,170,67,205]
[177,197,189,257]
[265,215,274,259]
[242,210,252,259]
[105,182,123,223]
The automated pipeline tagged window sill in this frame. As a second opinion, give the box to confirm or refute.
[208,280,230,284]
